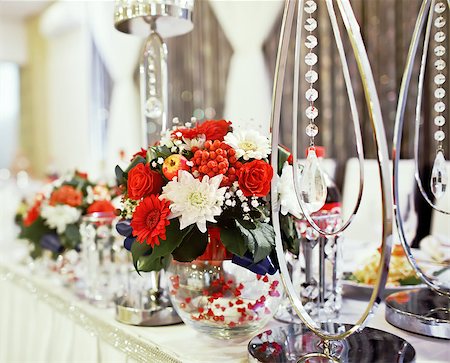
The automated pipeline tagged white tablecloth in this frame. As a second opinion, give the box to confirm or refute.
[0,255,449,363]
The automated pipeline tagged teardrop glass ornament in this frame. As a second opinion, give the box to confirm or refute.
[430,151,448,200]
[300,148,327,213]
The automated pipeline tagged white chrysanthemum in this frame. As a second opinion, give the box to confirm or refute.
[182,135,206,151]
[40,204,81,234]
[278,162,303,219]
[160,171,226,233]
[224,129,271,161]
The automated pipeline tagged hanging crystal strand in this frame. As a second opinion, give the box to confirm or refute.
[140,22,168,147]
[430,1,448,199]
[300,0,327,213]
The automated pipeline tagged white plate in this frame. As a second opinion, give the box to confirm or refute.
[341,279,425,299]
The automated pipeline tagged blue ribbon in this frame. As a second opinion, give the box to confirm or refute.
[124,236,135,251]
[232,252,277,275]
[40,234,64,253]
[116,219,132,237]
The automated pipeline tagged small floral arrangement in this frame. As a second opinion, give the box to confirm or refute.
[116,119,279,273]
[16,171,120,259]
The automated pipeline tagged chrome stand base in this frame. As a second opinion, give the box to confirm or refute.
[115,293,182,327]
[248,324,415,363]
[385,288,450,339]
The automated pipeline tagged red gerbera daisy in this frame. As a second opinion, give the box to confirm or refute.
[131,195,171,247]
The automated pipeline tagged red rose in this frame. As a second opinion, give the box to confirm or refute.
[87,200,116,215]
[196,120,231,141]
[237,160,273,197]
[24,200,41,227]
[127,163,163,200]
[131,148,148,161]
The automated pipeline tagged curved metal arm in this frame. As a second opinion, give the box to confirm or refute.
[270,0,393,340]
[393,0,450,296]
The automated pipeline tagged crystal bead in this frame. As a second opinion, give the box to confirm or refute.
[305,52,318,66]
[435,16,446,28]
[434,74,446,85]
[435,88,446,99]
[434,2,446,13]
[434,130,445,141]
[434,45,446,57]
[435,115,446,126]
[435,31,446,42]
[300,148,327,213]
[434,101,446,113]
[305,122,318,135]
[306,107,319,120]
[305,18,318,32]
[435,59,446,71]
[305,226,319,241]
[144,97,163,118]
[305,70,318,83]
[430,151,448,200]
[304,0,317,14]
[305,35,318,49]
[305,88,319,102]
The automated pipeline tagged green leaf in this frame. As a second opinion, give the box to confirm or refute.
[236,221,275,262]
[277,145,291,175]
[399,275,422,286]
[133,219,193,272]
[148,145,172,162]
[172,226,208,262]
[220,223,248,257]
[125,156,146,173]
[62,223,81,249]
[138,254,172,272]
[280,214,299,255]
[236,218,256,230]
[115,165,126,185]
[19,217,51,245]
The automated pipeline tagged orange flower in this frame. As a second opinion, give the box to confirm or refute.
[50,185,83,207]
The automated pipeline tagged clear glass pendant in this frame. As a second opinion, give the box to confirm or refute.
[430,151,448,200]
[300,148,327,213]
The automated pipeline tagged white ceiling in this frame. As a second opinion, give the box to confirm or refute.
[0,0,50,20]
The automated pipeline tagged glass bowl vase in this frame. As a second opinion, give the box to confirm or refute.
[166,257,282,340]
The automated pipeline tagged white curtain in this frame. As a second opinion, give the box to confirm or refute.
[209,0,283,134]
[87,2,143,175]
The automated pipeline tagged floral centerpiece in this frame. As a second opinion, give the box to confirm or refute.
[116,119,279,273]
[115,118,285,339]
[16,171,119,259]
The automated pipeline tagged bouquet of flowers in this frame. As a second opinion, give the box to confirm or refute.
[116,119,280,273]
[16,171,119,259]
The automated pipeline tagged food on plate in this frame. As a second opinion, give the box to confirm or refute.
[348,244,422,287]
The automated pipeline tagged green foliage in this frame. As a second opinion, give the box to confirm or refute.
[220,222,248,257]
[132,219,193,272]
[172,226,208,262]
[399,275,422,286]
[60,223,81,250]
[280,213,300,255]
[147,145,172,162]
[115,165,126,186]
[277,145,291,174]
[125,156,146,173]
[236,221,275,262]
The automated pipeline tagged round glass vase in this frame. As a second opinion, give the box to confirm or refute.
[165,230,282,340]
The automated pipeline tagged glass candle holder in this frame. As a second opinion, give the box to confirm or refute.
[79,212,124,307]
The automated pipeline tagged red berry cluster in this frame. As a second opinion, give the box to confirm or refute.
[191,140,243,186]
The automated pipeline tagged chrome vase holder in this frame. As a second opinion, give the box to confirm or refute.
[113,0,194,326]
[248,0,415,361]
[390,0,450,339]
